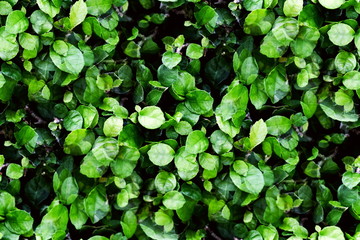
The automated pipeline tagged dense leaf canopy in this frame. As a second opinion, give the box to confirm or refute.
[1,0,360,239]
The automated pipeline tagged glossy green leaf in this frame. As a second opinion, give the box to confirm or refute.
[328,23,355,46]
[69,0,87,29]
[84,185,110,223]
[5,10,29,34]
[148,143,175,166]
[266,116,292,136]
[138,106,165,129]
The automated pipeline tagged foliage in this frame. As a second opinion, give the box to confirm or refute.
[1,0,360,239]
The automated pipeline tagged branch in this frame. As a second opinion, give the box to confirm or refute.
[204,225,223,240]
[24,105,47,125]
[0,163,10,171]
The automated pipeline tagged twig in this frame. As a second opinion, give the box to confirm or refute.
[204,225,223,240]
[24,105,47,125]
[0,163,9,171]
[113,5,124,18]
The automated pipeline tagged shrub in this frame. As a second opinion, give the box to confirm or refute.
[0,0,360,239]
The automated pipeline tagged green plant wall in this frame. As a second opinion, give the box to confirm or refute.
[0,0,360,239]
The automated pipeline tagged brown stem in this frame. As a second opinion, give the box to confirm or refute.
[24,105,47,125]
[204,225,223,240]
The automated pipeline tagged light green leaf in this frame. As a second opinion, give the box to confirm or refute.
[37,0,61,18]
[35,204,68,240]
[186,44,204,59]
[0,1,12,15]
[320,98,358,122]
[148,143,175,166]
[162,191,186,210]
[335,51,356,74]
[6,164,23,179]
[244,9,275,36]
[264,65,290,104]
[301,91,318,118]
[69,0,87,29]
[185,90,214,115]
[318,226,345,240]
[138,106,165,129]
[342,171,360,189]
[70,197,88,230]
[318,0,345,9]
[328,23,355,46]
[162,51,182,69]
[155,171,177,194]
[86,0,112,16]
[343,71,360,90]
[5,10,29,34]
[249,119,267,150]
[84,185,110,223]
[0,191,15,216]
[283,0,303,17]
[5,209,33,235]
[63,129,95,156]
[103,116,123,137]
[121,211,137,239]
[266,116,292,136]
[185,130,209,154]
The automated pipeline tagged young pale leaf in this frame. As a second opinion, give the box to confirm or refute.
[328,23,355,46]
[162,51,182,69]
[84,186,110,224]
[318,0,345,9]
[103,116,123,137]
[0,191,15,216]
[318,226,345,240]
[186,44,203,59]
[5,10,29,34]
[283,0,303,17]
[5,209,34,235]
[343,71,360,90]
[35,204,68,239]
[249,119,267,150]
[185,90,214,115]
[264,65,290,104]
[148,143,175,166]
[244,9,275,36]
[86,0,112,16]
[301,91,318,118]
[155,171,177,194]
[121,211,137,239]
[266,116,292,136]
[162,191,186,210]
[335,51,356,74]
[185,130,209,154]
[138,106,165,129]
[63,129,95,156]
[69,0,87,29]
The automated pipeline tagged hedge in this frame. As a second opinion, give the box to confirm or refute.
[0,0,360,239]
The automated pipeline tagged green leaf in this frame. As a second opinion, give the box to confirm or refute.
[86,0,112,16]
[318,226,345,240]
[103,116,123,137]
[264,65,290,104]
[328,23,355,46]
[162,191,186,210]
[185,90,214,115]
[6,164,23,179]
[342,171,360,189]
[110,146,140,178]
[5,10,29,34]
[290,26,320,58]
[185,130,209,154]
[301,91,318,118]
[69,0,87,29]
[63,129,95,156]
[50,40,85,75]
[162,51,182,69]
[138,106,165,129]
[30,10,53,34]
[63,110,83,131]
[59,177,79,205]
[84,185,110,224]
[148,143,175,166]
[155,171,177,194]
[266,116,292,136]
[5,209,33,235]
[0,27,19,61]
[37,0,61,18]
[0,191,15,216]
[230,163,265,195]
[249,119,268,150]
[0,1,12,15]
[318,0,345,9]
[320,98,358,122]
[343,71,360,90]
[35,204,69,240]
[210,130,233,154]
[283,0,303,17]
[174,147,199,181]
[121,211,137,239]
[335,51,356,74]
[244,9,275,36]
[186,44,203,59]
[194,5,216,26]
[70,197,88,230]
